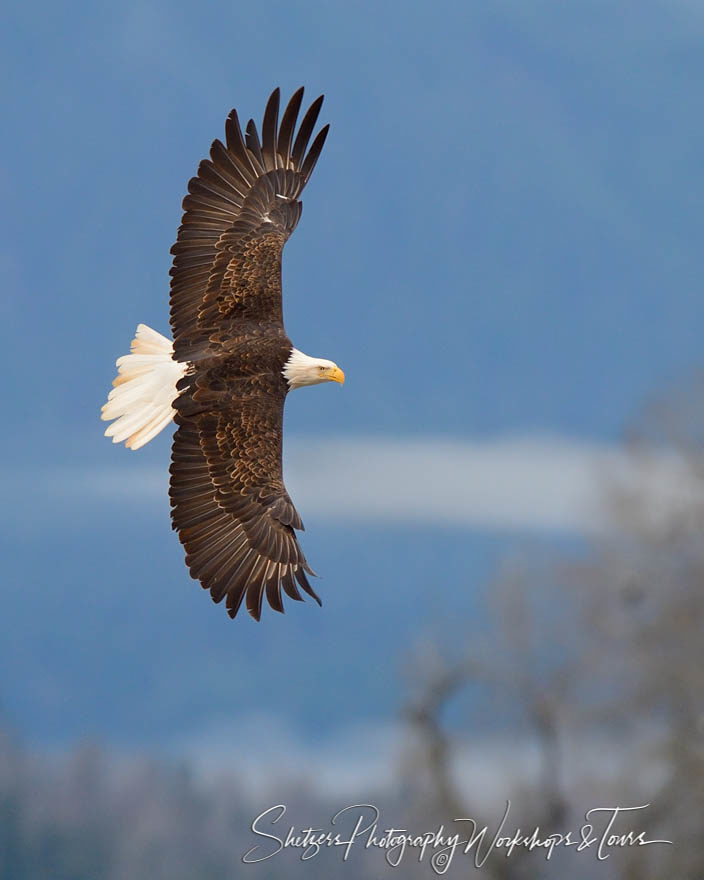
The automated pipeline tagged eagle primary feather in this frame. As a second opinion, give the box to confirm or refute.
[101,87,343,621]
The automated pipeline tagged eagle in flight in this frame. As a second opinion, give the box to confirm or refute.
[101,87,344,621]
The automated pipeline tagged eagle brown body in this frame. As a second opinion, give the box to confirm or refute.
[102,87,343,621]
[171,332,312,621]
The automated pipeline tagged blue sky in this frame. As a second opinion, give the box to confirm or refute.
[2,0,704,767]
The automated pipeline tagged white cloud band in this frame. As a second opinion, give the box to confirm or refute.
[17,434,694,535]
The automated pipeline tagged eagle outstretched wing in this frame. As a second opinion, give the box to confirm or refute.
[169,87,329,360]
[167,88,329,619]
[170,400,319,621]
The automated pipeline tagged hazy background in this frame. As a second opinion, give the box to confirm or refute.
[2,0,704,876]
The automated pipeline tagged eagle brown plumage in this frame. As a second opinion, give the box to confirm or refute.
[101,88,344,621]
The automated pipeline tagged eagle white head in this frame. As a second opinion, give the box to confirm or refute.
[283,348,345,390]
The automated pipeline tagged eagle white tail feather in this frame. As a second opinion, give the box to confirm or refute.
[101,324,187,450]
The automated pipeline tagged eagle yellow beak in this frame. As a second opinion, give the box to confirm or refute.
[327,366,345,385]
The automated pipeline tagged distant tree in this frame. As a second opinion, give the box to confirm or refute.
[399,376,704,879]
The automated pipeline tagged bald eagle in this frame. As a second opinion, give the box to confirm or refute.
[101,88,344,621]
